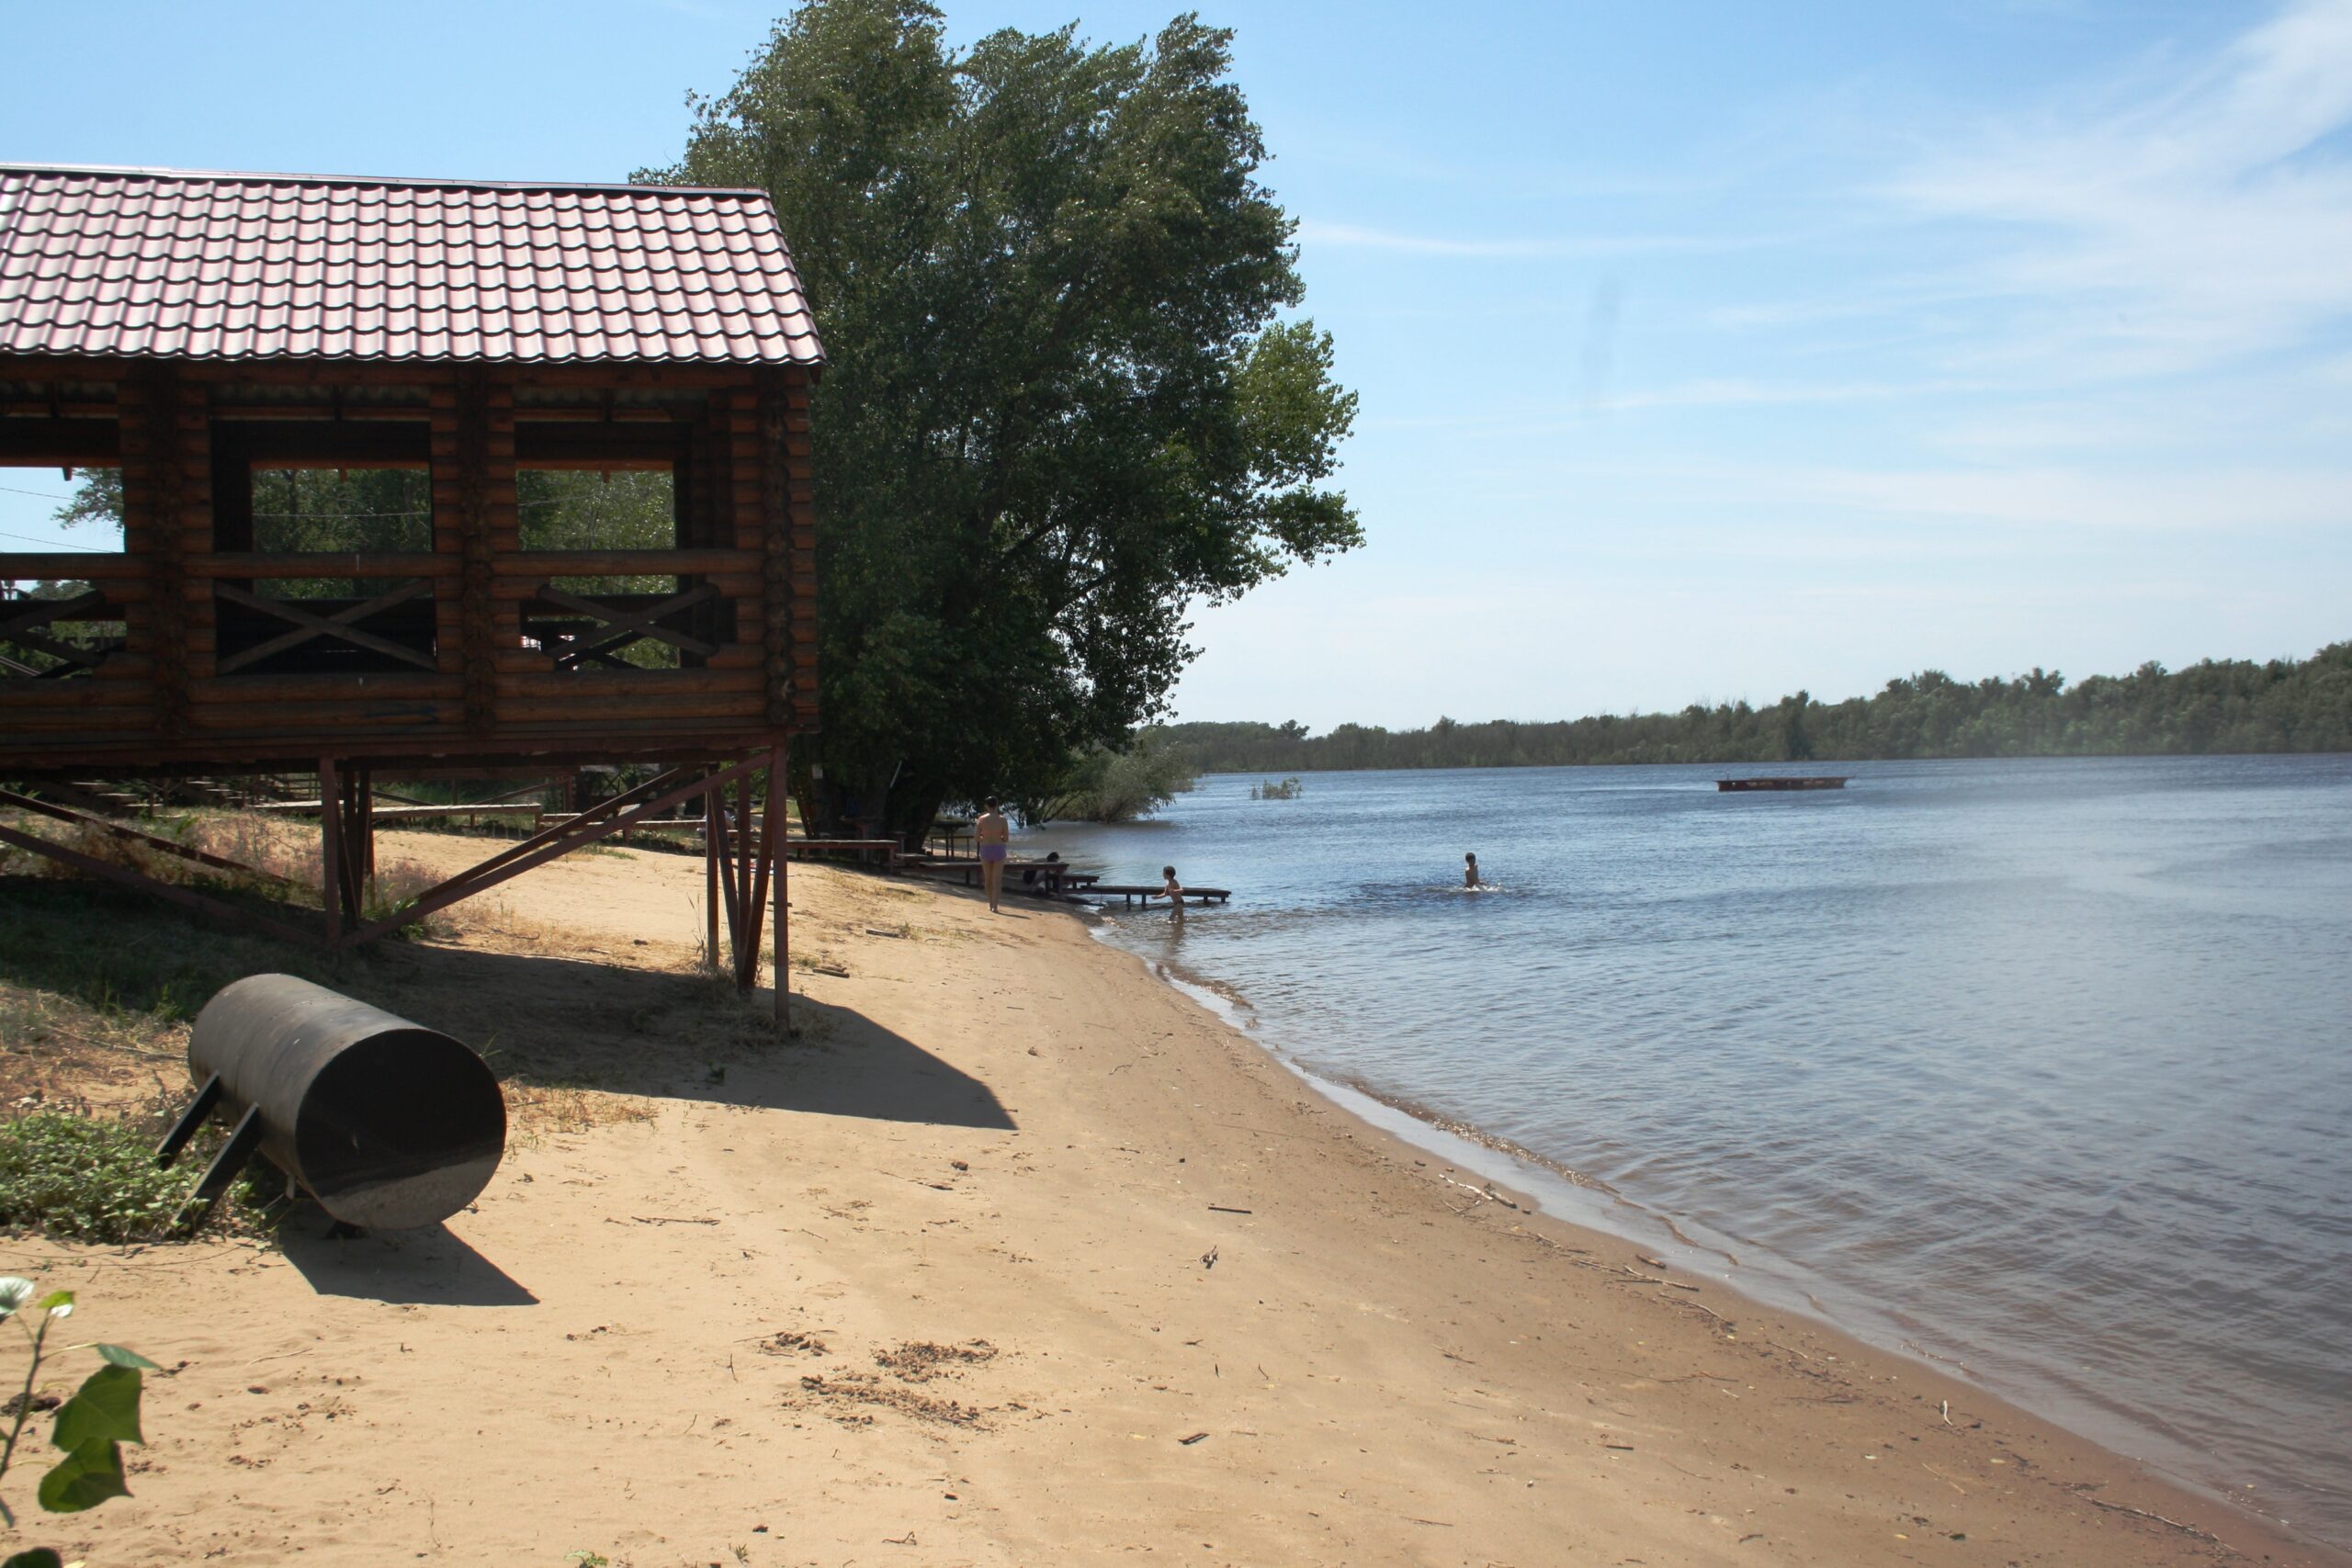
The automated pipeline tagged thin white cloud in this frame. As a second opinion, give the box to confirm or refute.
[1590,378,1941,412]
[1295,219,1781,260]
[1888,0,2352,373]
[1776,461,2352,532]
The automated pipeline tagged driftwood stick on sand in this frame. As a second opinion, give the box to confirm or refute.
[2084,1497,2230,1547]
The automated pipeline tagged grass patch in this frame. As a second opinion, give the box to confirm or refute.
[0,807,454,941]
[0,1111,191,1242]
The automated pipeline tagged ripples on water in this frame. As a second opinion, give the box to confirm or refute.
[1032,755,2352,1546]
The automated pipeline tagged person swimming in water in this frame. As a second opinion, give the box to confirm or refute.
[1464,852,1482,888]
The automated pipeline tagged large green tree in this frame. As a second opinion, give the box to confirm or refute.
[651,0,1360,837]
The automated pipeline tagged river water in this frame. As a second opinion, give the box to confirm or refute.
[1024,755,2352,1548]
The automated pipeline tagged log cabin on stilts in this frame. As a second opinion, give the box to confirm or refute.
[0,164,821,1020]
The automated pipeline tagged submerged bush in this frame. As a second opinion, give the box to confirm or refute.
[0,1114,188,1243]
[1039,732,1198,823]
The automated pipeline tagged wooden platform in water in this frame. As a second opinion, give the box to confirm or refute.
[1085,884,1231,906]
[1717,776,1849,792]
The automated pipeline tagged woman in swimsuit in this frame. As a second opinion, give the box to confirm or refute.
[1464,852,1481,888]
[976,796,1011,912]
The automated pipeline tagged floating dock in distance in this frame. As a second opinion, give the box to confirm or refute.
[1717,776,1849,792]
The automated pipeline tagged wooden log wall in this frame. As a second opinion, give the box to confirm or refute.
[1,358,819,773]
[754,366,820,729]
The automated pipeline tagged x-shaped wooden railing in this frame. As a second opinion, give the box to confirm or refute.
[214,580,437,674]
[0,590,119,679]
[527,582,718,671]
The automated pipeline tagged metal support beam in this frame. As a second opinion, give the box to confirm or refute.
[319,756,344,944]
[0,820,320,948]
[703,773,721,972]
[179,1104,267,1227]
[154,1074,223,1168]
[335,753,768,947]
[771,742,790,1027]
[0,788,299,887]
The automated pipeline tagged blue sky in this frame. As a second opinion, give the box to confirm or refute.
[4,0,2347,726]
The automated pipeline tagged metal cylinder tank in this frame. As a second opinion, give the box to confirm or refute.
[187,974,505,1230]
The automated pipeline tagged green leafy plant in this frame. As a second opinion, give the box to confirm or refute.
[0,1115,190,1245]
[1038,731,1201,823]
[0,1274,160,1562]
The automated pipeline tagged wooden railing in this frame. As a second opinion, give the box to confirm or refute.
[523,582,722,671]
[1,546,776,753]
[0,588,124,679]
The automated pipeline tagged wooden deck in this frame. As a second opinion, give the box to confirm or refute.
[1082,884,1231,907]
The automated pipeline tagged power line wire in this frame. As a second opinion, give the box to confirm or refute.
[0,528,102,551]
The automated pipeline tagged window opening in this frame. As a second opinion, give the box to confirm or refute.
[211,454,436,676]
[1,466,126,679]
[520,469,675,562]
[518,469,712,671]
[248,468,434,596]
[0,463,123,555]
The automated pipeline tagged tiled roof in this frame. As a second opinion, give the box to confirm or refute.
[0,164,824,367]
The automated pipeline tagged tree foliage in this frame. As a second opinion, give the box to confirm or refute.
[54,467,671,566]
[650,0,1360,836]
[1037,728,1197,822]
[1170,645,2352,771]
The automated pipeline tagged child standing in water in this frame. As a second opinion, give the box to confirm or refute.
[1160,864,1185,927]
[1464,852,1482,888]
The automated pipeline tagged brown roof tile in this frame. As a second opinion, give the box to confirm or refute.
[0,164,824,367]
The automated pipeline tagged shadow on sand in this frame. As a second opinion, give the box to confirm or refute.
[0,877,1020,1303]
[278,1219,539,1306]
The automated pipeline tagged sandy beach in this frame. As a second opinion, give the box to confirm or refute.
[6,837,2339,1567]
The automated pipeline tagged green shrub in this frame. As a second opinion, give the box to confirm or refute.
[1039,731,1199,823]
[0,1116,188,1244]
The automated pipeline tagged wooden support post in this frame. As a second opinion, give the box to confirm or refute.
[319,756,344,945]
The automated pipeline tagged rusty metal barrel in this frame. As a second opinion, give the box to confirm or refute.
[187,974,505,1230]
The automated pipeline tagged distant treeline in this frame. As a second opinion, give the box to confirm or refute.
[1166,644,2352,773]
